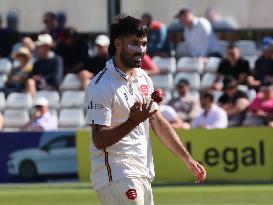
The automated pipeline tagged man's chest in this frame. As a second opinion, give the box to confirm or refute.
[112,74,151,119]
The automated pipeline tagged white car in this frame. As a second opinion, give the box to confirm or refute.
[7,135,77,179]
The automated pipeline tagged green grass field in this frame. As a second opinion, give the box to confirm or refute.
[0,183,273,205]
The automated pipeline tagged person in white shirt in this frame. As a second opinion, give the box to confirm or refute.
[23,97,58,131]
[176,8,221,57]
[192,91,228,129]
[86,14,206,205]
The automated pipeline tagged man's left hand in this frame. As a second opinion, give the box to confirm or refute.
[185,158,206,183]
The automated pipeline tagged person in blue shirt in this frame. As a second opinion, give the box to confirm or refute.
[141,13,171,57]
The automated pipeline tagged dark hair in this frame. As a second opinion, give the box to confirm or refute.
[63,27,77,38]
[108,14,148,57]
[200,91,214,102]
[175,8,191,18]
[177,79,190,87]
[141,13,152,20]
[44,12,56,20]
[227,43,239,50]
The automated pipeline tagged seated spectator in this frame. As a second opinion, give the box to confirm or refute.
[175,8,221,57]
[82,34,110,89]
[249,40,273,89]
[3,47,33,95]
[192,91,228,129]
[158,90,190,129]
[243,84,273,126]
[141,13,171,57]
[41,12,58,40]
[23,97,57,131]
[167,79,200,122]
[213,44,251,90]
[141,54,160,75]
[22,37,36,53]
[86,34,110,76]
[26,34,63,97]
[218,76,250,126]
[0,12,19,57]
[55,27,88,74]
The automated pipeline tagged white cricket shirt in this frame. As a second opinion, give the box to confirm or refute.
[86,59,158,191]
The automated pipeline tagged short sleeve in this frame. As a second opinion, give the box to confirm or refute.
[86,86,113,126]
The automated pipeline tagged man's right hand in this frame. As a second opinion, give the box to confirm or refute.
[128,101,157,125]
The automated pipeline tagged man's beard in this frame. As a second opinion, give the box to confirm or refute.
[120,50,143,68]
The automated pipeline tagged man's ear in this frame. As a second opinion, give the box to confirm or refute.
[114,38,121,50]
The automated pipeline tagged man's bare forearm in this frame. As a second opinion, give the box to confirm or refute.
[91,120,136,150]
[150,111,192,162]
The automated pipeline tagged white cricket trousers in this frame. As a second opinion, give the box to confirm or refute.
[96,178,154,205]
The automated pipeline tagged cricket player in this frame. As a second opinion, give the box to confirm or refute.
[86,14,206,205]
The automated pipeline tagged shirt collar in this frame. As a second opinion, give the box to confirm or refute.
[106,58,135,81]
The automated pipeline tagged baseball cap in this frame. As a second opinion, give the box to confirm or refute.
[36,34,53,47]
[95,34,110,46]
[260,36,273,50]
[34,97,49,106]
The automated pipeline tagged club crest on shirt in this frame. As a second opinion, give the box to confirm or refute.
[140,84,149,97]
[126,189,137,200]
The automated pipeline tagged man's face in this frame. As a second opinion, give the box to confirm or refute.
[178,13,193,27]
[117,34,147,68]
[177,84,189,96]
[43,14,55,28]
[227,47,240,62]
[225,85,237,97]
[141,16,152,26]
[200,96,208,109]
[36,45,50,58]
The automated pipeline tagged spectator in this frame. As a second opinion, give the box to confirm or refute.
[158,90,190,129]
[22,37,36,53]
[218,76,250,126]
[141,13,171,57]
[167,79,200,122]
[0,12,20,57]
[41,12,58,40]
[192,91,228,129]
[213,44,251,90]
[175,8,221,57]
[141,54,160,75]
[55,11,67,42]
[86,34,109,75]
[26,34,63,97]
[80,34,110,90]
[243,84,273,126]
[205,8,237,30]
[250,39,273,88]
[3,47,33,95]
[55,27,89,74]
[23,97,57,131]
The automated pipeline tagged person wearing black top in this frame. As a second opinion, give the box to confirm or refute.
[55,27,89,74]
[78,34,110,89]
[26,34,63,97]
[213,44,251,90]
[218,76,250,126]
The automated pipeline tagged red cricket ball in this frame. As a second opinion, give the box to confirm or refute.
[151,89,164,103]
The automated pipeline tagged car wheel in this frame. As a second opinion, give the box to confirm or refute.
[19,161,37,179]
